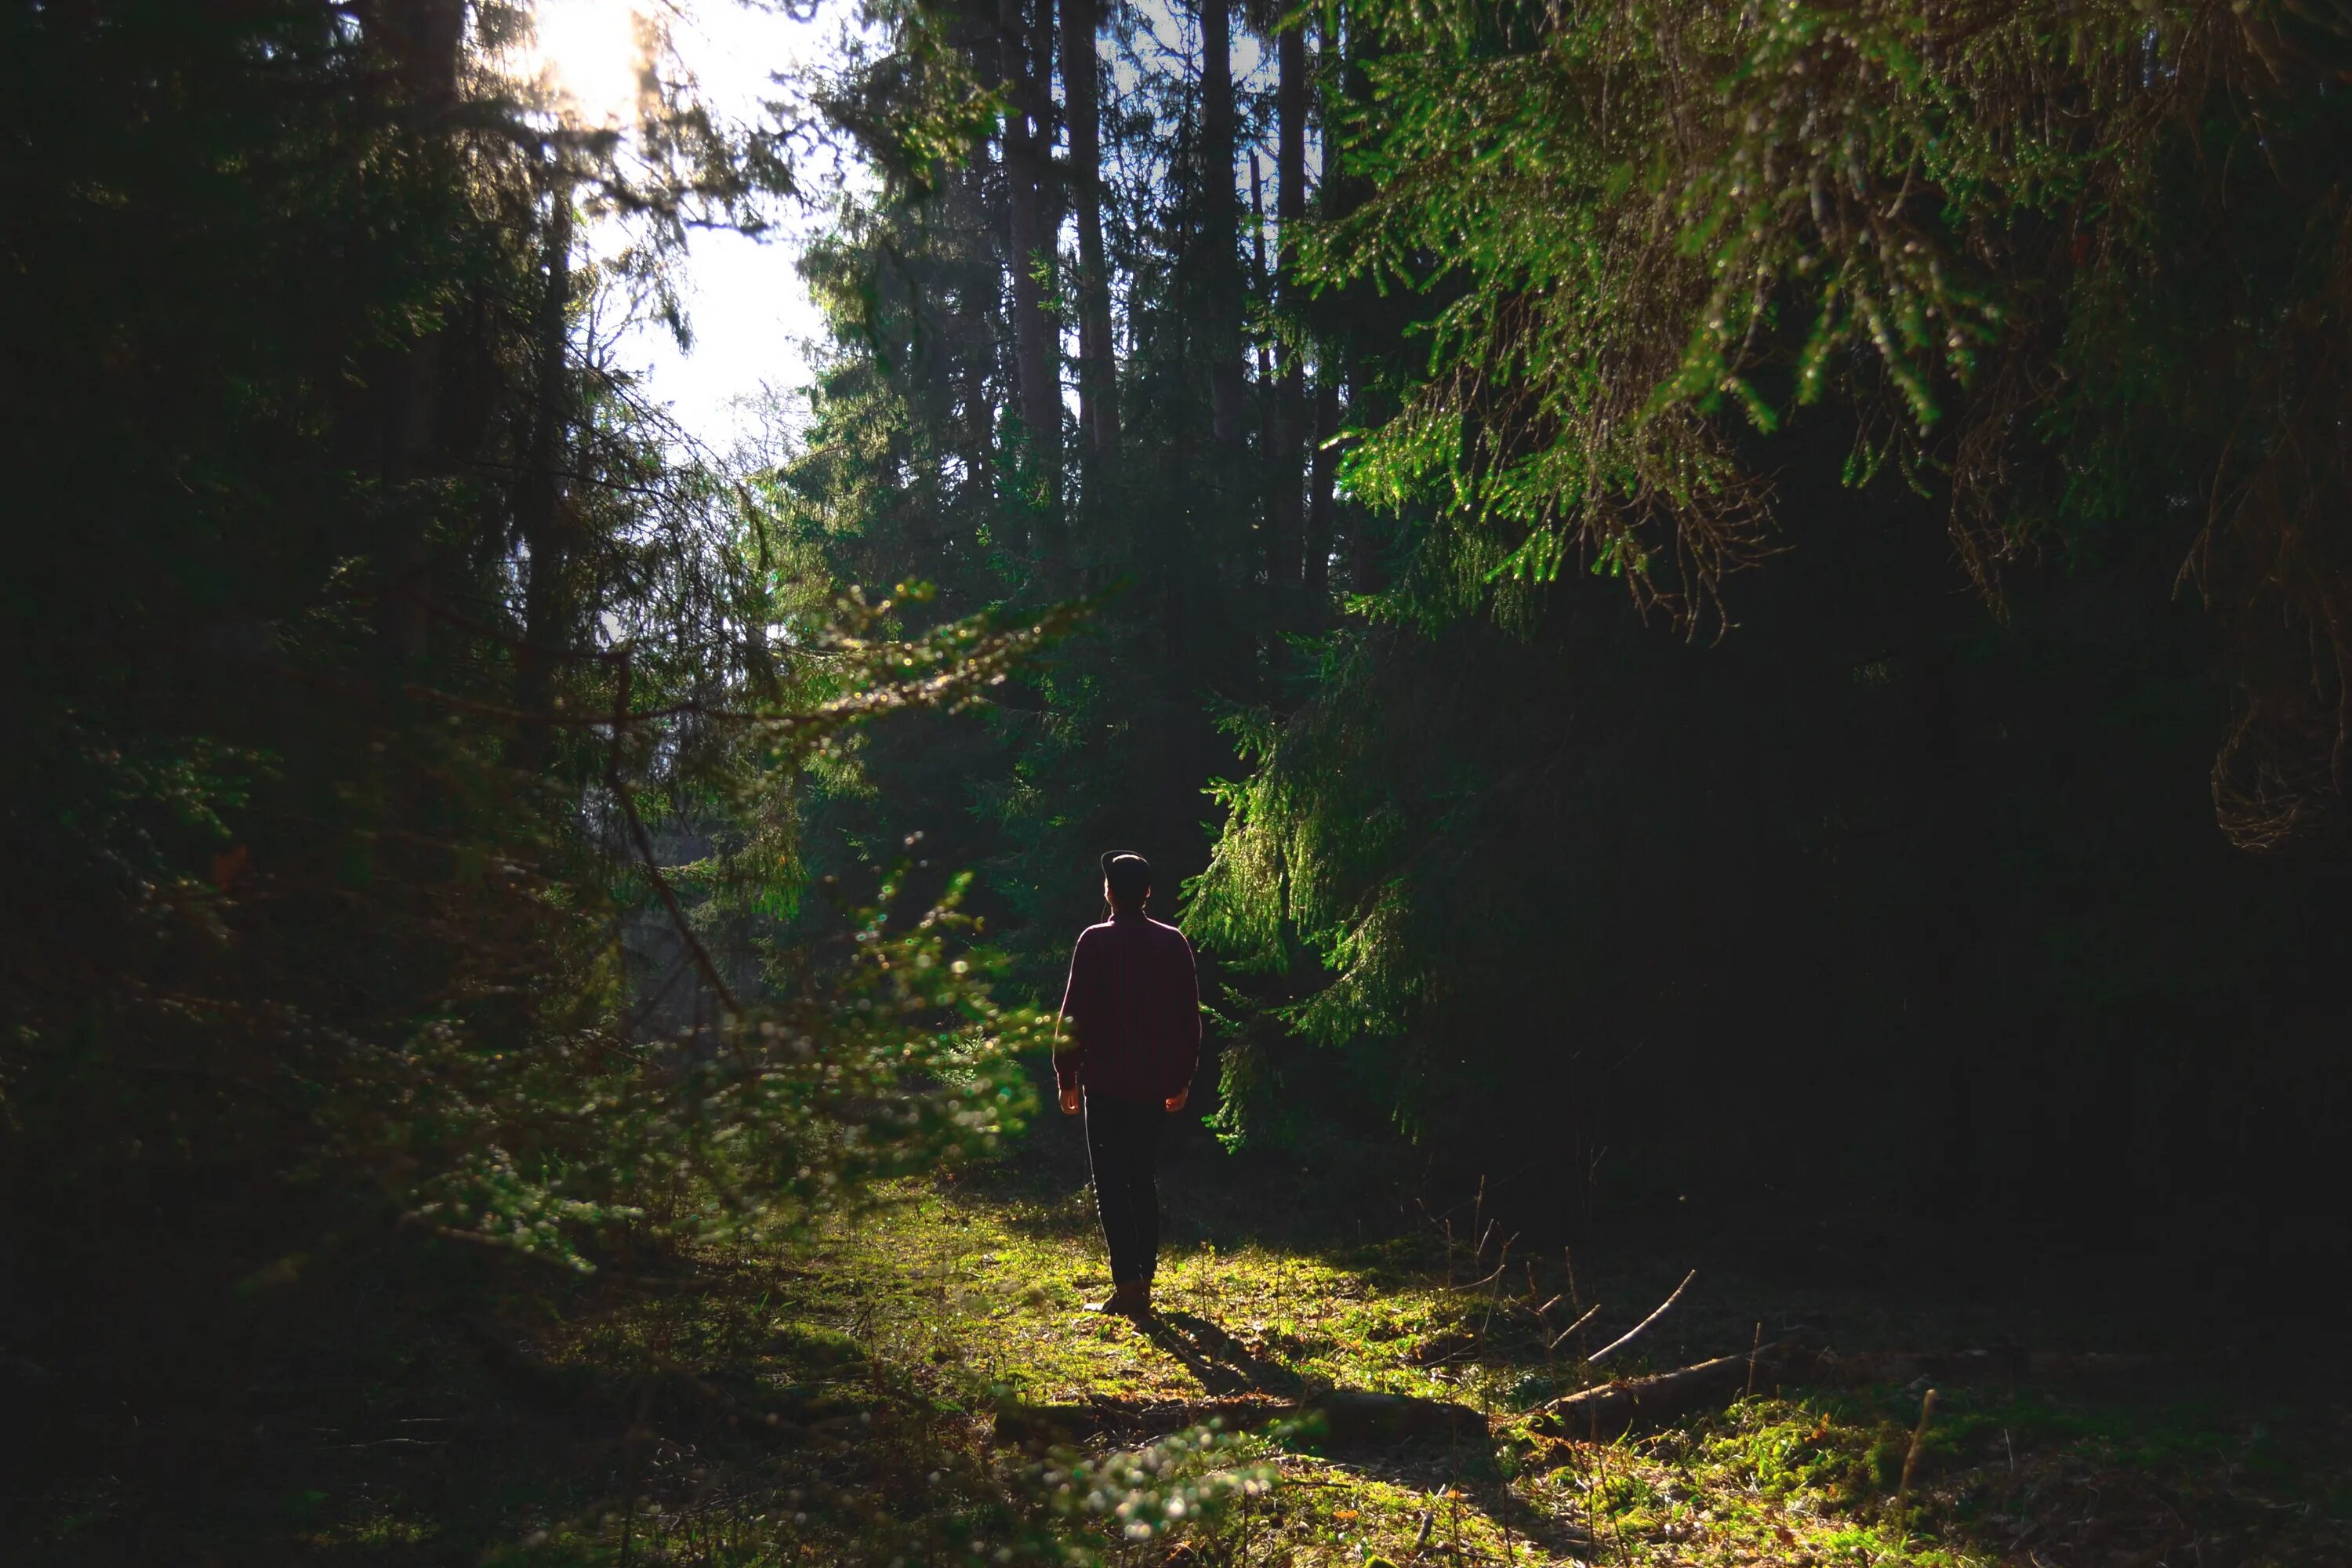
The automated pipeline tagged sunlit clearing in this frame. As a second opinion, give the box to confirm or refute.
[522,0,646,128]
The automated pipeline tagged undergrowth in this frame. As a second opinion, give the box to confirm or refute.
[12,1129,2347,1566]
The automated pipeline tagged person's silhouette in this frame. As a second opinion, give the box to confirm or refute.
[1054,852,1201,1317]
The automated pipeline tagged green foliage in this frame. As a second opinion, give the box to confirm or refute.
[1187,638,1438,1116]
[0,0,1074,1282]
[1183,0,2352,1167]
[768,0,1290,1007]
[1042,1426,1277,1548]
[813,0,1008,201]
[370,871,1054,1266]
[1317,0,2352,831]
[1331,0,2340,589]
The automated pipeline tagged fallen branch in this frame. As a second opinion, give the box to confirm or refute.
[1585,1268,1693,1367]
[1540,1335,1814,1441]
[1537,1335,2161,1443]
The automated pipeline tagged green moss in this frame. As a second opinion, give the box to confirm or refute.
[30,1150,2346,1566]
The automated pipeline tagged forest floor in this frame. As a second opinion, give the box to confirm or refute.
[14,1114,2350,1566]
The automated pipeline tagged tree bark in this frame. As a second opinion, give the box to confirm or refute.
[1000,0,1062,554]
[1323,7,1385,602]
[1200,0,1246,448]
[1059,0,1119,465]
[1305,368,1340,616]
[1268,12,1308,614]
[1249,153,1273,390]
[1249,151,1284,644]
[358,0,466,659]
[961,129,1002,516]
[1344,365,1387,596]
[513,176,577,776]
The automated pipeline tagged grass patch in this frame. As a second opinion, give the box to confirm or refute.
[11,1130,2347,1565]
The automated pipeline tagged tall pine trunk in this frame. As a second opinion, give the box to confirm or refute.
[1327,6,1382,599]
[513,176,577,777]
[361,0,467,660]
[1305,371,1340,616]
[1249,154,1272,385]
[1250,151,1281,633]
[1268,13,1308,616]
[1200,0,1245,448]
[1060,0,1119,466]
[1000,0,1061,564]
[962,121,1003,516]
[1345,365,1388,595]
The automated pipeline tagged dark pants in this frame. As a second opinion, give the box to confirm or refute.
[1083,1094,1166,1284]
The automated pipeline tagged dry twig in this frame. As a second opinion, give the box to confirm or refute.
[1585,1269,1694,1367]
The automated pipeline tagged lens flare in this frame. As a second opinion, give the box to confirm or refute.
[522,0,644,127]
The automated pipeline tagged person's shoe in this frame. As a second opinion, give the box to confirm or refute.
[1084,1281,1151,1317]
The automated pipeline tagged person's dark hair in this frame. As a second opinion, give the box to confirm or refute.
[1101,851,1152,906]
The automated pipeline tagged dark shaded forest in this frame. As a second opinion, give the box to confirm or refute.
[4,0,2349,1563]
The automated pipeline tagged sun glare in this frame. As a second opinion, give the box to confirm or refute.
[521,0,646,128]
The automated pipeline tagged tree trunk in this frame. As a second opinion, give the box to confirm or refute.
[1200,0,1246,448]
[1323,7,1385,601]
[1249,154,1273,390]
[1345,365,1387,595]
[1249,151,1284,641]
[1000,0,1062,558]
[513,177,577,776]
[1060,0,1119,466]
[1305,370,1340,618]
[961,129,1001,517]
[1268,13,1308,616]
[961,356,996,512]
[359,0,467,660]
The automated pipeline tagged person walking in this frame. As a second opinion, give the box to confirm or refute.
[1055,851,1201,1318]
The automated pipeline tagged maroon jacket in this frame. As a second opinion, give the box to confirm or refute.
[1054,913,1201,1102]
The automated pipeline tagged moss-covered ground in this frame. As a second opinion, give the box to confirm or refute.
[14,1113,2348,1566]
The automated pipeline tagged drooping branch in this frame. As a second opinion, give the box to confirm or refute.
[604,652,739,1017]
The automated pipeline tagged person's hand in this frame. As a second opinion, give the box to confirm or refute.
[1163,1088,1189,1113]
[1059,1087,1083,1116]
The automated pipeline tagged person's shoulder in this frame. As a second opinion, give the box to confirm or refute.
[1145,916,1192,948]
[1077,920,1117,942]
